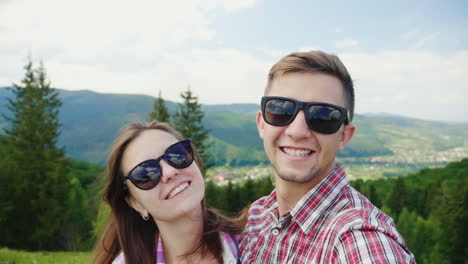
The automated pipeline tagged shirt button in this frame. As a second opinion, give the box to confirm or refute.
[271,228,279,236]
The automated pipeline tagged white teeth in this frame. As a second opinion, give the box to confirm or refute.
[168,182,189,199]
[282,147,312,156]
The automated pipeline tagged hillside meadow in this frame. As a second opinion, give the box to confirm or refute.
[0,248,90,264]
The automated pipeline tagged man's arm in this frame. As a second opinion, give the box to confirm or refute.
[331,229,416,264]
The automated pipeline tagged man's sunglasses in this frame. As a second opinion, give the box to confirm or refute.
[124,139,194,190]
[261,96,349,135]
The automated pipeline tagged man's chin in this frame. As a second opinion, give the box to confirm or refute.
[276,169,317,184]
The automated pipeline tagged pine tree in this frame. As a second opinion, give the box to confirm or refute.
[1,60,71,250]
[368,183,382,208]
[149,90,170,122]
[385,177,408,217]
[351,179,364,193]
[172,86,212,171]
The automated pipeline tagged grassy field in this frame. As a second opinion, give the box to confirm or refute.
[0,248,90,264]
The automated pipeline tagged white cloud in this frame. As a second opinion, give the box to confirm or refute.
[154,48,270,104]
[335,39,359,48]
[0,0,217,61]
[0,0,264,103]
[414,32,440,49]
[340,50,468,121]
[1,0,467,122]
[400,29,419,41]
[222,0,258,12]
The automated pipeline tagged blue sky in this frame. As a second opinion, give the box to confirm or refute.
[1,0,467,122]
[211,0,468,52]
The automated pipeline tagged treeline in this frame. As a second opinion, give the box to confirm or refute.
[204,159,467,263]
[350,159,468,264]
[205,177,274,214]
[204,159,468,264]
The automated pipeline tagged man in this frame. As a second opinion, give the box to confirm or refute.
[239,51,415,263]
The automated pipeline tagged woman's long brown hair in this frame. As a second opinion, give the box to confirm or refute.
[92,121,242,264]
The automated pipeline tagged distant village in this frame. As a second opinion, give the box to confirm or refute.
[207,145,468,186]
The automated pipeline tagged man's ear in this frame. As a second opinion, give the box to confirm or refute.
[338,123,355,151]
[125,194,145,214]
[256,110,265,139]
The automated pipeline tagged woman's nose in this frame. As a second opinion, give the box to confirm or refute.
[159,160,178,183]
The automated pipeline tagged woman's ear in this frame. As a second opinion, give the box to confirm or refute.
[125,194,145,214]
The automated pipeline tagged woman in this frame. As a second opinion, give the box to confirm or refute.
[92,121,242,263]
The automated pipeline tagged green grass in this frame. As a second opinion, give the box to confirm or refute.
[0,248,91,264]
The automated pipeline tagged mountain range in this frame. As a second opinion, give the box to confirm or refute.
[1,87,467,167]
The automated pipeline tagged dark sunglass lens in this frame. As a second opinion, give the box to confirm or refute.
[307,105,343,134]
[130,160,161,190]
[165,140,194,169]
[264,99,296,125]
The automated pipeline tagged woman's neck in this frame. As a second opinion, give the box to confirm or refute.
[156,209,216,264]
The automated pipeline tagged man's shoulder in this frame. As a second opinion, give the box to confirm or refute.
[248,192,275,214]
[311,184,395,236]
[321,185,404,243]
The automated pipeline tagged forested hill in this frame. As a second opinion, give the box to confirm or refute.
[208,158,468,263]
[1,87,467,166]
[348,158,468,264]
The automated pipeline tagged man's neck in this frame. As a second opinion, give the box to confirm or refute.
[275,167,333,216]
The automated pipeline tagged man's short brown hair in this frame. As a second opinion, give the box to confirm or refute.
[265,50,355,122]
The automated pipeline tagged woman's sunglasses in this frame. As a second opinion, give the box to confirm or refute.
[261,96,349,135]
[123,139,194,190]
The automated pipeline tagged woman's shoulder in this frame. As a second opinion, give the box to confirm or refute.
[111,252,125,264]
[220,232,240,264]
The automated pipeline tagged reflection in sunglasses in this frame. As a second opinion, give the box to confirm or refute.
[145,167,158,172]
[268,100,295,114]
[146,171,158,179]
[308,106,342,120]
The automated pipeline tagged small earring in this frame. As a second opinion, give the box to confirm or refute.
[140,211,149,221]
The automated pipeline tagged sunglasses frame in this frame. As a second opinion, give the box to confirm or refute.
[123,139,194,190]
[261,96,349,134]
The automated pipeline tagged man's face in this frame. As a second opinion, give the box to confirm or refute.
[257,72,354,186]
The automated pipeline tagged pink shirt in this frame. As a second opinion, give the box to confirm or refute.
[113,232,238,264]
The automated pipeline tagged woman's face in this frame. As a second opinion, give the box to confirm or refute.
[121,129,205,222]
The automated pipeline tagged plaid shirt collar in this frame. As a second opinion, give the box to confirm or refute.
[263,164,348,234]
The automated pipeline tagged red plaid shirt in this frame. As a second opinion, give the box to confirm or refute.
[239,164,415,263]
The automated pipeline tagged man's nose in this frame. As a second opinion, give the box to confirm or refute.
[284,110,312,139]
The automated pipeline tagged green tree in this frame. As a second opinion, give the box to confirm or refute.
[368,183,381,208]
[149,90,170,122]
[351,179,364,193]
[0,135,13,232]
[385,177,407,217]
[205,180,223,209]
[173,87,211,171]
[397,208,439,264]
[258,176,274,197]
[225,181,242,214]
[0,60,71,250]
[61,160,103,250]
[240,178,257,207]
